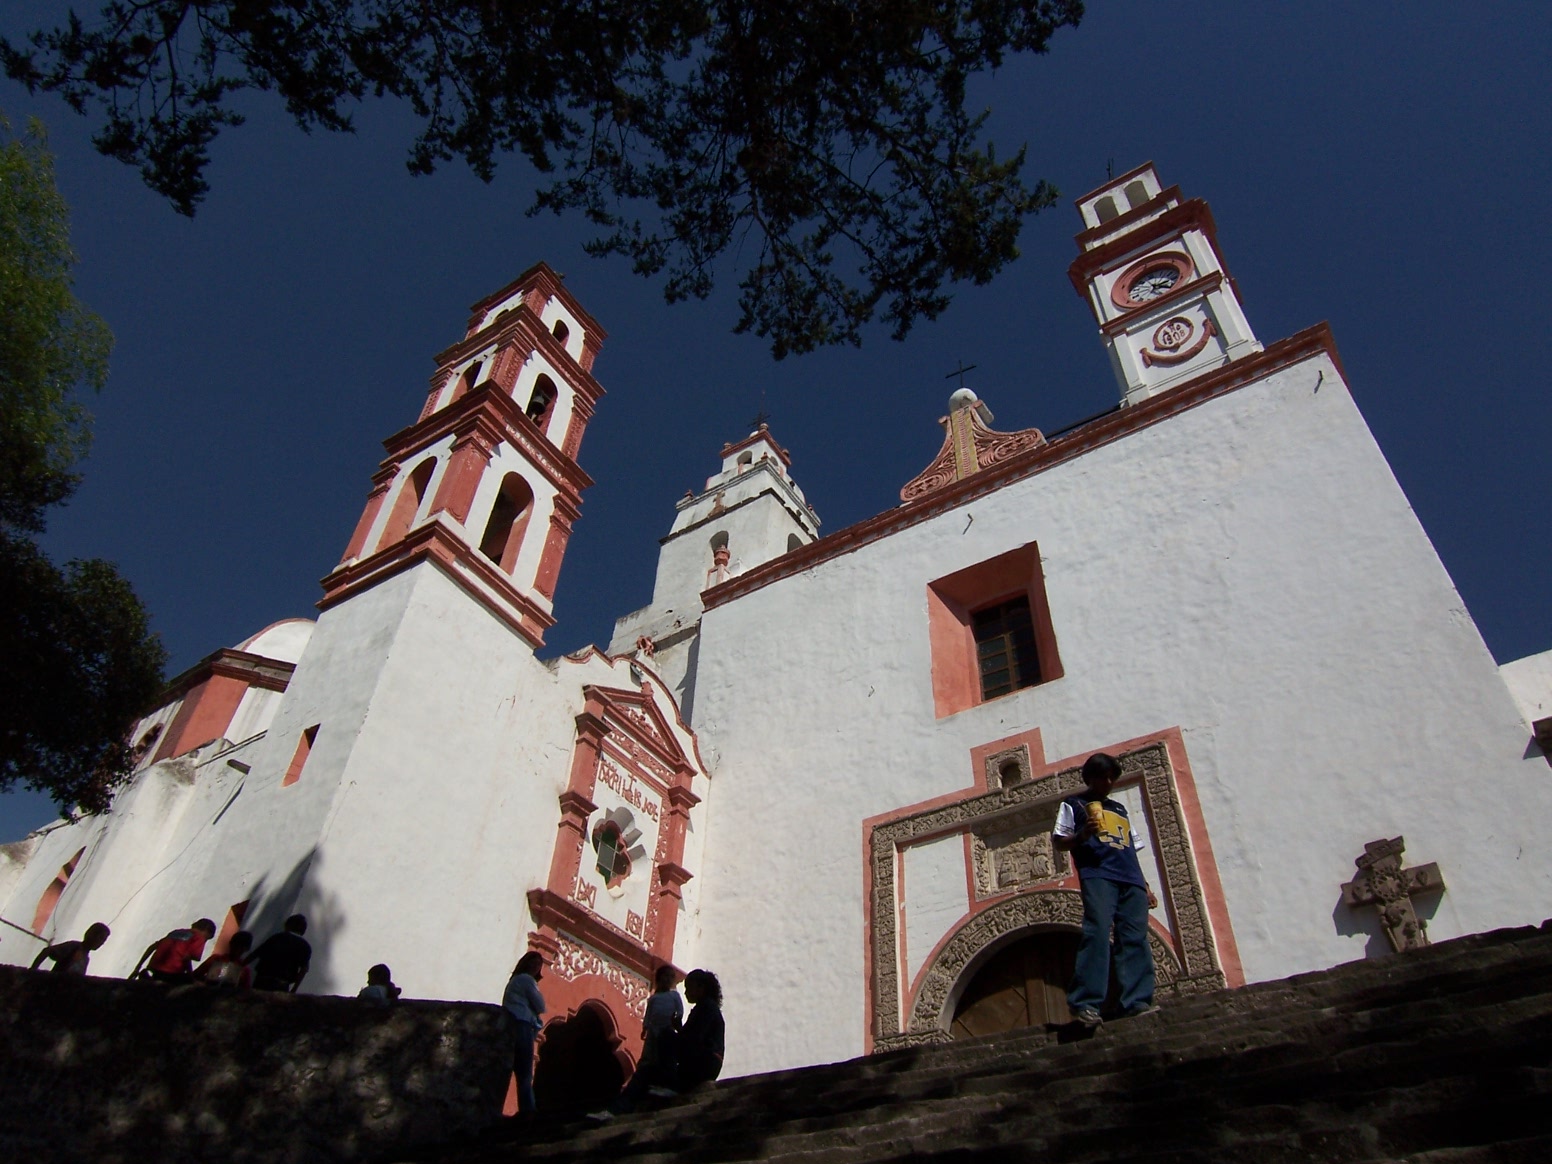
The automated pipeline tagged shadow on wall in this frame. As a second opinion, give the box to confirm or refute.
[1331,884,1444,959]
[229,846,348,994]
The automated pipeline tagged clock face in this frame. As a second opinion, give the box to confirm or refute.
[1108,251,1196,312]
[1127,265,1181,303]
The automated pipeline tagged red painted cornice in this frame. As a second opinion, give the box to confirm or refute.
[158,649,295,702]
[1098,272,1228,337]
[435,308,606,411]
[1068,198,1219,294]
[526,888,660,979]
[1073,184,1184,250]
[703,323,1344,612]
[468,261,608,342]
[720,425,793,468]
[317,520,555,647]
[381,382,595,498]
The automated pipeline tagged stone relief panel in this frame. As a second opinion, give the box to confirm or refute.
[868,737,1226,1047]
[983,744,1033,789]
[551,933,651,1020]
[971,804,1067,897]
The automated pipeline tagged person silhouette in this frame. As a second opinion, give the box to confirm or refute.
[31,922,110,974]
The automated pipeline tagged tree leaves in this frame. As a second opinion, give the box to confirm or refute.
[2,1,1084,357]
[0,117,166,817]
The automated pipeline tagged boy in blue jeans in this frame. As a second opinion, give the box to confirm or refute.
[1052,752,1159,1027]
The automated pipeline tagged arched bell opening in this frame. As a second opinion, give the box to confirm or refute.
[533,999,631,1116]
[526,374,557,434]
[478,473,535,574]
[451,360,483,402]
[378,457,437,549]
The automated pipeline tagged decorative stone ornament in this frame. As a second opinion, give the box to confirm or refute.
[1341,837,1445,953]
[900,391,1046,503]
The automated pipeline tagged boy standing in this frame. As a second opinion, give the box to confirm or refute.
[1051,753,1159,1027]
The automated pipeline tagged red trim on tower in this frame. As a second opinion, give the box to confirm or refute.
[317,520,556,647]
[720,425,793,468]
[534,498,579,601]
[341,468,396,563]
[1099,272,1226,337]
[383,382,594,500]
[1068,198,1222,293]
[428,421,501,525]
[466,262,609,344]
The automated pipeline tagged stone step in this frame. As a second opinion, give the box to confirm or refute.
[414,926,1552,1163]
[489,997,1552,1164]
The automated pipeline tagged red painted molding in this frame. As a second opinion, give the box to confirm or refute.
[317,520,555,648]
[150,674,247,762]
[526,888,659,980]
[1108,250,1197,312]
[926,542,1063,718]
[1142,317,1218,367]
[719,425,793,468]
[341,478,392,563]
[434,309,605,416]
[465,261,609,344]
[705,324,1344,612]
[1073,182,1183,246]
[1099,273,1227,338]
[147,648,299,762]
[382,383,594,500]
[1068,198,1220,292]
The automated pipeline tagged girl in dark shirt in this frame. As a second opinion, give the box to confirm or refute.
[677,969,724,1089]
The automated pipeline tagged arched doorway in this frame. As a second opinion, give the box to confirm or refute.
[532,1002,628,1116]
[950,930,1082,1038]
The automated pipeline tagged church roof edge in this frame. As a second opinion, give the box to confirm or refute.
[703,322,1345,613]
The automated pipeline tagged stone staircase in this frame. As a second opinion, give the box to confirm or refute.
[408,923,1552,1164]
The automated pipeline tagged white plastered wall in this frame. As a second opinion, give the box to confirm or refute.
[1501,650,1552,726]
[689,350,1548,1077]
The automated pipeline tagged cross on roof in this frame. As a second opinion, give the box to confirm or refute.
[944,361,978,391]
[747,409,771,430]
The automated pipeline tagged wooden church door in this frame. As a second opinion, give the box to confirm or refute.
[950,931,1081,1038]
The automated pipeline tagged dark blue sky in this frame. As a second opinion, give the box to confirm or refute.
[3,2,1548,838]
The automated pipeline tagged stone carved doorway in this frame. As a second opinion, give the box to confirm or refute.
[533,1002,628,1115]
[950,929,1080,1037]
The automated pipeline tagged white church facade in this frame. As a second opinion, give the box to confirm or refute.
[3,165,1549,1088]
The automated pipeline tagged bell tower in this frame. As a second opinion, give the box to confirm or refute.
[322,262,605,647]
[1068,163,1261,407]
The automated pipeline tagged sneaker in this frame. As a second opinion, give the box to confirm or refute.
[584,1110,614,1122]
[1121,1003,1160,1019]
[1073,1007,1103,1028]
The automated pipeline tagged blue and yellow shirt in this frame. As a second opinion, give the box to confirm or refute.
[1053,794,1148,887]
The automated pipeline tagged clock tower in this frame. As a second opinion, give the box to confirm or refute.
[1067,163,1261,406]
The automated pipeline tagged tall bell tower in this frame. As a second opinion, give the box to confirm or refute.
[1068,163,1261,406]
[321,262,605,646]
